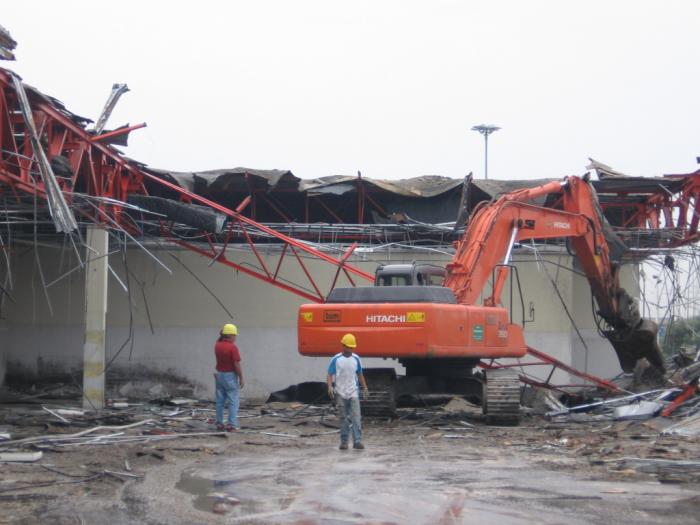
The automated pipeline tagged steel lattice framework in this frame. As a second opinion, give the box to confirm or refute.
[0,68,373,303]
[2,66,700,392]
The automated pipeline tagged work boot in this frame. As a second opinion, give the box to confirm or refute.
[353,442,365,450]
[225,425,237,433]
[216,423,225,431]
[339,442,348,450]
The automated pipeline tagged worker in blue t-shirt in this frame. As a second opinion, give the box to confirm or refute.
[327,333,369,450]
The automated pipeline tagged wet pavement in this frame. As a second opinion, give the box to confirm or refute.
[3,399,699,524]
[165,442,698,524]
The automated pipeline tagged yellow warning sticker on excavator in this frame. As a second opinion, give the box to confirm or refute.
[406,312,426,323]
[300,312,313,322]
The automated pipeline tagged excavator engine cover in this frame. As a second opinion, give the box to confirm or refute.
[298,287,528,360]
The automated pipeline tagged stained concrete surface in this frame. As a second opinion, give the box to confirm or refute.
[4,411,699,525]
[165,445,698,525]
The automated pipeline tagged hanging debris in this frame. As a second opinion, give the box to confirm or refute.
[93,83,129,134]
[10,74,77,233]
[0,26,16,61]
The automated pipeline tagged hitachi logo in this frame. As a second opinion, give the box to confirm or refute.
[366,314,406,323]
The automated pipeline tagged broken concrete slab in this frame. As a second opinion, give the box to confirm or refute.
[0,451,43,462]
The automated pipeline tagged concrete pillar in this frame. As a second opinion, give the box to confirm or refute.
[0,314,6,387]
[83,226,109,410]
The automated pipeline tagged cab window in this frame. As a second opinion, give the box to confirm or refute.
[377,275,409,286]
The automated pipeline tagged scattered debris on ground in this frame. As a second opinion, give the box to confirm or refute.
[1,369,699,522]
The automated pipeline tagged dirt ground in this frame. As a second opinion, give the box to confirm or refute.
[1,398,699,525]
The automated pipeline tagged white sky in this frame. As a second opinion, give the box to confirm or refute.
[3,1,699,181]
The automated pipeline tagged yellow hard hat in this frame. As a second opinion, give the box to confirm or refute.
[221,323,238,336]
[340,333,357,348]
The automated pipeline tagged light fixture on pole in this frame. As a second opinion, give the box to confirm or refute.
[471,124,500,180]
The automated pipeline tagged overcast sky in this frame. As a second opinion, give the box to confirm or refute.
[3,1,699,181]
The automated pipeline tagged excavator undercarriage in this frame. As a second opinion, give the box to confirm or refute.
[360,359,521,425]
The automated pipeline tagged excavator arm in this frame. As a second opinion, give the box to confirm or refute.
[445,176,664,374]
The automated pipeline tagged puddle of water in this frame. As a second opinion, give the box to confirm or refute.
[174,451,554,524]
[173,448,700,524]
[175,473,241,514]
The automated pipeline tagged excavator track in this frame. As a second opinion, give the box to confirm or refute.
[361,368,397,418]
[483,369,521,426]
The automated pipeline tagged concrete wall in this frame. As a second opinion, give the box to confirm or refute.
[0,242,635,399]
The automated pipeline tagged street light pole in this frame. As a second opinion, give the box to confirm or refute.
[471,124,500,179]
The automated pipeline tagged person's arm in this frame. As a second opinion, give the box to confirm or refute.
[326,373,335,399]
[233,360,244,388]
[355,355,369,398]
[229,343,244,388]
[358,372,368,390]
[326,358,337,399]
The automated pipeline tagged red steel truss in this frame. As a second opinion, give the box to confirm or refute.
[481,346,625,396]
[0,68,373,303]
[2,66,700,394]
[597,170,700,243]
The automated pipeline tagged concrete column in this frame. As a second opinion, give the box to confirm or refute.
[0,321,6,388]
[83,226,109,410]
[0,307,6,387]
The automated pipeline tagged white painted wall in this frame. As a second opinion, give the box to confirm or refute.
[0,242,635,399]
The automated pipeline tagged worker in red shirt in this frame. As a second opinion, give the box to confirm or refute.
[214,323,245,431]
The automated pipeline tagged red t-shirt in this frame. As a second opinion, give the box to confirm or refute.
[215,340,241,372]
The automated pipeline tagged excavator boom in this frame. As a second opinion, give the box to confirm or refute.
[444,175,663,373]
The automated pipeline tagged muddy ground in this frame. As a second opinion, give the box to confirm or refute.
[1,398,699,525]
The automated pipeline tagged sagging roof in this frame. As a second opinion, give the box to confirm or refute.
[143,161,699,230]
[143,168,467,225]
[146,168,463,198]
[4,64,698,247]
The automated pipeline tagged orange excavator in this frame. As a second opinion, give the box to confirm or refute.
[298,175,664,424]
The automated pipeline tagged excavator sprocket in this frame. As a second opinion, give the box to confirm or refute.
[483,369,521,426]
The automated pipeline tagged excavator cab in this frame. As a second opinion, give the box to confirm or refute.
[374,263,446,287]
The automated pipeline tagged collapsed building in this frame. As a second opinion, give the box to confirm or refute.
[1,66,699,405]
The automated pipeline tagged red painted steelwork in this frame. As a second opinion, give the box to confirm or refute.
[0,68,374,304]
[91,122,147,142]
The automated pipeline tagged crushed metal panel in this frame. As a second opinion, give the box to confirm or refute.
[588,158,684,193]
[465,178,558,217]
[613,400,663,420]
[145,167,300,194]
[372,189,463,225]
[587,158,632,179]
[593,177,683,194]
[127,195,226,233]
[94,83,130,134]
[144,168,198,193]
[0,25,16,61]
[469,178,558,201]
[302,175,462,198]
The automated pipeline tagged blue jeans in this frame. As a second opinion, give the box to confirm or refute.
[337,396,362,444]
[215,372,240,428]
